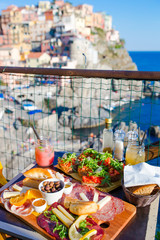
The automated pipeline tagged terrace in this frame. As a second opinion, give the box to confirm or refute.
[0,66,159,240]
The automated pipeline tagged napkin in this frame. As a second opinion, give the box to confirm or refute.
[124,162,160,188]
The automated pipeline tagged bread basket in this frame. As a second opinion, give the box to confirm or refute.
[122,180,160,207]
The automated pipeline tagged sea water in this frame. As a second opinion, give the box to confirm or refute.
[129,51,160,71]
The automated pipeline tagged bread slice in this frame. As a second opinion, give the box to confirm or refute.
[23,168,53,180]
[69,201,98,215]
[64,196,98,215]
[128,184,158,196]
[23,177,42,189]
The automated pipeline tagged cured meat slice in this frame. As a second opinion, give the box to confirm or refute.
[67,182,95,200]
[86,217,104,240]
[4,199,33,216]
[37,202,69,240]
[112,197,125,215]
[59,182,95,205]
[92,196,116,221]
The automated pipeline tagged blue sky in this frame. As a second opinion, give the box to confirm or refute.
[0,0,160,51]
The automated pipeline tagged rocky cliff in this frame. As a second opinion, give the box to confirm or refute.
[70,28,137,71]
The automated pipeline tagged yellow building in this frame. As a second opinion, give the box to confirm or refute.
[38,1,51,12]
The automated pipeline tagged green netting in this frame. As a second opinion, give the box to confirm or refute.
[0,72,159,179]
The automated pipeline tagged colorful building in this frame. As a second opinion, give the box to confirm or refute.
[0,45,20,65]
[26,52,51,67]
[75,4,93,17]
[44,10,54,21]
[38,1,51,12]
[93,12,104,29]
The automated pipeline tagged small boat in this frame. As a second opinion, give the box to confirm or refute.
[5,107,14,114]
[22,104,37,111]
[103,104,115,111]
[28,109,42,115]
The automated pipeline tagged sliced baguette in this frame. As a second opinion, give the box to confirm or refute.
[69,201,98,215]
[128,184,158,196]
[64,196,98,215]
[23,168,53,180]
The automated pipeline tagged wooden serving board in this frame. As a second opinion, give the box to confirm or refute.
[55,164,122,193]
[0,176,136,240]
[0,199,136,240]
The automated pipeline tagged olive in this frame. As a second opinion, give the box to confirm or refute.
[50,182,54,187]
[43,181,49,186]
[45,185,50,191]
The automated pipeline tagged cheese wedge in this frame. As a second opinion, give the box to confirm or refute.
[12,184,23,192]
[52,208,73,228]
[80,193,89,201]
[98,195,111,210]
[93,191,99,203]
[3,191,20,199]
[57,205,75,222]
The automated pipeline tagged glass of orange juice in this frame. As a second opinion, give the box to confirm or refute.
[125,142,145,165]
[35,137,54,167]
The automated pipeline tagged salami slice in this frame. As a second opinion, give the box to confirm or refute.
[59,182,95,205]
[67,182,95,200]
[92,196,116,221]
[112,197,124,215]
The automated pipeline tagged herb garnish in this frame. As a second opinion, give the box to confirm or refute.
[110,158,123,171]
[78,157,99,172]
[44,210,68,240]
[53,223,68,239]
[79,220,92,236]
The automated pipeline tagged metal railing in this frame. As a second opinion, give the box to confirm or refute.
[0,66,160,179]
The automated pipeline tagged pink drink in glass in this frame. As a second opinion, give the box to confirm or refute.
[35,138,54,167]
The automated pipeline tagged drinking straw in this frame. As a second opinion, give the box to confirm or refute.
[140,130,147,146]
[138,127,141,145]
[32,125,40,140]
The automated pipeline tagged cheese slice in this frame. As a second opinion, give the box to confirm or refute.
[12,184,22,192]
[57,205,75,222]
[3,191,20,199]
[56,172,65,182]
[98,195,111,210]
[93,191,99,203]
[52,208,73,228]
[80,193,89,201]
